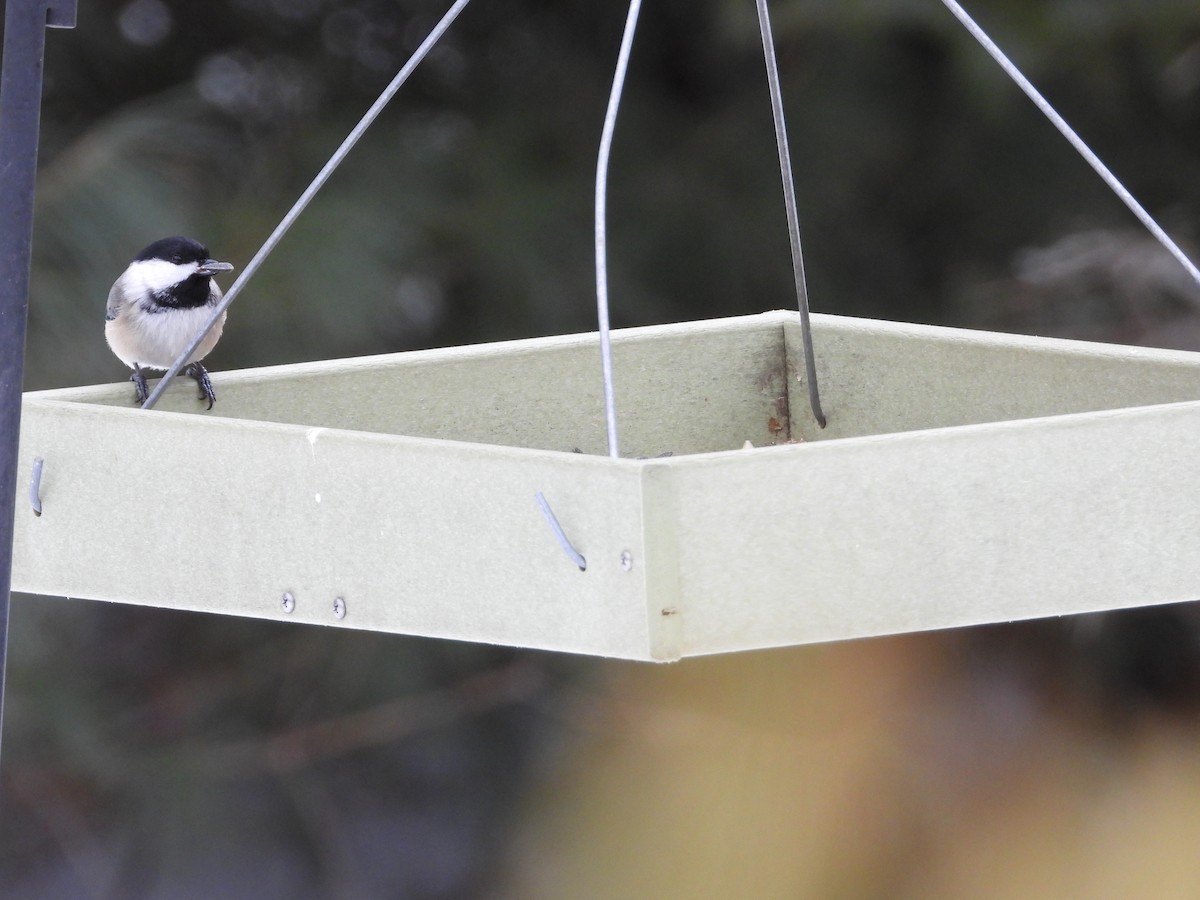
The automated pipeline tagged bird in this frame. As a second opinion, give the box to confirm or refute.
[104,236,235,409]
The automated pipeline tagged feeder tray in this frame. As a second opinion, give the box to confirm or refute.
[13,310,1200,661]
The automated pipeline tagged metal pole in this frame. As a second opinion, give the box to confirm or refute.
[0,0,77,771]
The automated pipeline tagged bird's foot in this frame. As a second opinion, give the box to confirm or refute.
[185,362,216,410]
[130,364,149,405]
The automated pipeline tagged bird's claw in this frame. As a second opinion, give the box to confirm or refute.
[130,364,149,405]
[185,362,216,410]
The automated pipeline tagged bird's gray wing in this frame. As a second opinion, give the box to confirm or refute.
[105,279,125,321]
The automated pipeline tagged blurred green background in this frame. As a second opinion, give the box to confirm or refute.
[8,0,1200,896]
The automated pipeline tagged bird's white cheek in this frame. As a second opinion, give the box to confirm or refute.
[126,258,196,295]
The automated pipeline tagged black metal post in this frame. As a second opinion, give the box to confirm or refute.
[0,0,77,770]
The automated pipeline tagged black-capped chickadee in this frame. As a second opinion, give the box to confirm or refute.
[105,236,235,409]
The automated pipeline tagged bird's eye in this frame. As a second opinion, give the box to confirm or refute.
[171,255,183,264]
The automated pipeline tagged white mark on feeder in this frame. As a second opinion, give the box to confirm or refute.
[315,493,322,504]
[306,427,325,458]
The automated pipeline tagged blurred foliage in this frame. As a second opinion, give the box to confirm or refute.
[7,0,1200,895]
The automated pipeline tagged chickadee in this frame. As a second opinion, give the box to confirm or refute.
[105,236,235,409]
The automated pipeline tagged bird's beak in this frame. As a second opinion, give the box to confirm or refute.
[197,259,235,276]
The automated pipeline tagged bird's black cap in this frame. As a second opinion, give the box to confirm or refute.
[134,236,211,265]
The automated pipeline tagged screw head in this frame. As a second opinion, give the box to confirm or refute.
[281,592,295,614]
[620,550,633,571]
[333,597,346,620]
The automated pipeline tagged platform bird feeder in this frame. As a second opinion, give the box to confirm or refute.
[12,309,1200,661]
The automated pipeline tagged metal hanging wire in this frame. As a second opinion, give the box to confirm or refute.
[592,0,830,455]
[755,0,826,429]
[940,0,1200,289]
[142,0,1200,442]
[142,0,475,410]
[594,0,643,459]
